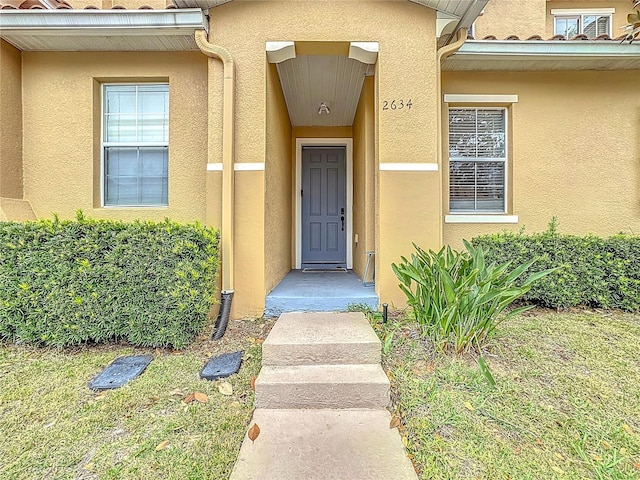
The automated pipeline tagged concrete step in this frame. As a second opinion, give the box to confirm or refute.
[255,364,390,409]
[230,408,417,480]
[261,312,381,366]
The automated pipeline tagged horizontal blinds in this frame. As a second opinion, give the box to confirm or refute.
[103,84,169,207]
[449,108,506,213]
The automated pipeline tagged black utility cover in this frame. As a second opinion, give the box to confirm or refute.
[200,351,243,380]
[88,355,153,391]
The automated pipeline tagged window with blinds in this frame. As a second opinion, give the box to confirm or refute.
[554,14,611,38]
[449,108,506,213]
[103,84,169,206]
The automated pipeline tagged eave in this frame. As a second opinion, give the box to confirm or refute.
[442,40,640,71]
[0,9,208,51]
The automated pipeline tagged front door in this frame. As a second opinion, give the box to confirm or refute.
[301,147,347,268]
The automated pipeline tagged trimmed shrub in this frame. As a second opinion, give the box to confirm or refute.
[472,230,640,311]
[0,213,219,348]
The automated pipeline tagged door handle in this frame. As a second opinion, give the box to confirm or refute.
[341,208,345,232]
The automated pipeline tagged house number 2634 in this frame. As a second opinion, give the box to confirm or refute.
[382,99,412,111]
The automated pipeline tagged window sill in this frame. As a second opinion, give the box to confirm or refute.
[445,214,519,224]
[101,206,169,209]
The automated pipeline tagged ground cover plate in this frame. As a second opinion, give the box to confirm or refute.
[200,351,243,380]
[88,355,153,391]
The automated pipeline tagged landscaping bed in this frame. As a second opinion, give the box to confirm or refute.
[376,310,640,479]
[0,317,273,480]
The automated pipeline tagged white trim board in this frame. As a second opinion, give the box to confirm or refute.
[444,94,518,103]
[379,163,438,171]
[206,163,265,171]
[295,138,353,270]
[550,8,614,16]
[445,214,519,224]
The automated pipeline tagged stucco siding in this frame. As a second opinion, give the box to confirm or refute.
[473,0,546,39]
[265,63,293,296]
[352,76,376,281]
[21,51,207,222]
[0,40,23,200]
[442,70,640,249]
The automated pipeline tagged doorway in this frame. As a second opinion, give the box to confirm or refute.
[295,138,353,269]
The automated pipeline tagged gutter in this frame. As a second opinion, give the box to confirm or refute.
[435,28,467,246]
[195,30,235,338]
[438,0,487,47]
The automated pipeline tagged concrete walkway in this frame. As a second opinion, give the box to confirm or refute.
[229,312,417,480]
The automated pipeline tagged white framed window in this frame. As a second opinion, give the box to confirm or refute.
[552,9,613,38]
[102,84,169,207]
[448,108,506,213]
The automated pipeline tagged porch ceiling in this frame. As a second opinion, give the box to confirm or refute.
[276,55,370,127]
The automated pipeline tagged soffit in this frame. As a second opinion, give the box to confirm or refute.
[442,40,640,71]
[0,9,207,51]
[276,55,370,127]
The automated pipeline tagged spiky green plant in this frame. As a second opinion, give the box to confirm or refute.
[392,240,553,353]
[622,0,640,43]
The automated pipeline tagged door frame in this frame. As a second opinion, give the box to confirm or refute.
[295,138,353,270]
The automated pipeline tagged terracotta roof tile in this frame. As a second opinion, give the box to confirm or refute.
[0,0,172,8]
[467,33,628,42]
[570,34,589,41]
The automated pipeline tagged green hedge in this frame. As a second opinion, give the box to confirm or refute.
[0,213,219,348]
[472,230,640,311]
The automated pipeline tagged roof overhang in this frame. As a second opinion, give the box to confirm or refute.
[170,0,488,46]
[442,40,640,71]
[0,9,207,51]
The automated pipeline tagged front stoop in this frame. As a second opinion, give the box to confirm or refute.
[229,312,418,480]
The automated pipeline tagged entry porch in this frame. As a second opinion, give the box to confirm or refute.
[264,270,378,317]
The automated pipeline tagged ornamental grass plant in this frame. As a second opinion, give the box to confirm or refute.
[392,240,551,353]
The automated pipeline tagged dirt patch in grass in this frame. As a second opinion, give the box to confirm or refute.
[0,316,274,480]
[375,310,640,479]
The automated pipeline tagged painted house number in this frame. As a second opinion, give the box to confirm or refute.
[382,99,412,111]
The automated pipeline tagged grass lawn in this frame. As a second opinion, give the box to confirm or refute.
[0,317,273,480]
[376,310,640,479]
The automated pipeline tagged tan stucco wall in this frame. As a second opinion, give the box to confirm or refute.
[442,70,640,249]
[21,51,207,223]
[474,0,547,39]
[0,40,23,200]
[265,63,293,295]
[352,76,376,281]
[545,1,635,38]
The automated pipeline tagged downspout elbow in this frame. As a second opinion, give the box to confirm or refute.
[195,29,234,68]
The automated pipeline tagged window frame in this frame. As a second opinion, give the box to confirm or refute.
[551,8,614,38]
[101,82,170,208]
[448,106,509,215]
